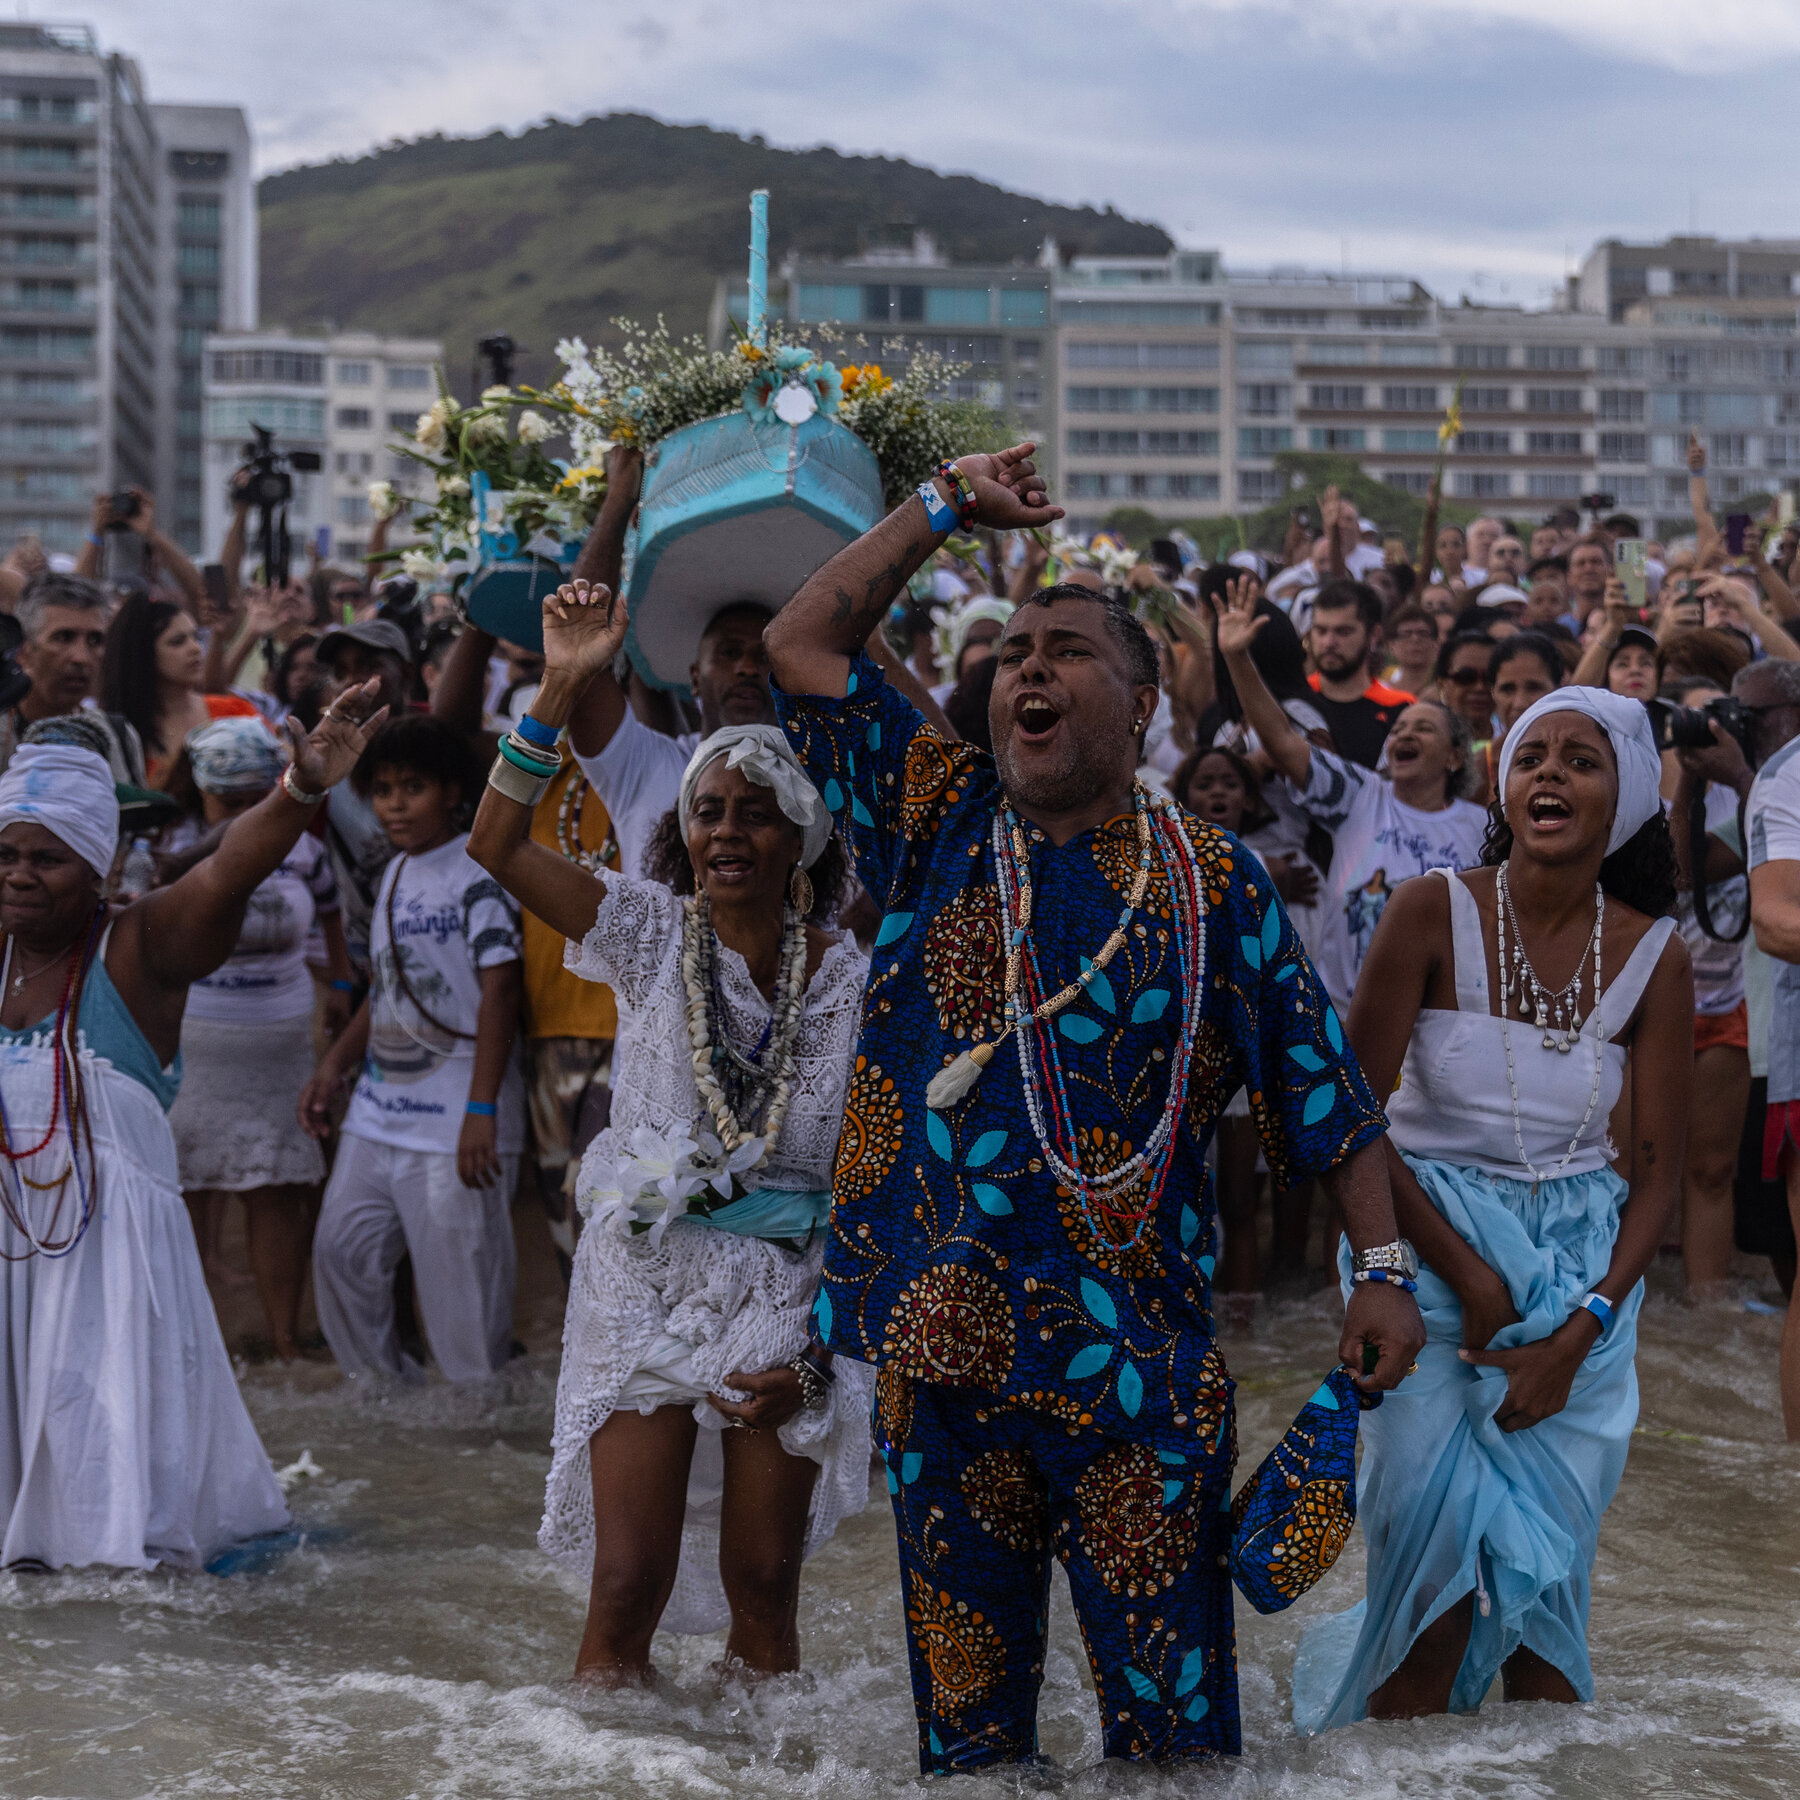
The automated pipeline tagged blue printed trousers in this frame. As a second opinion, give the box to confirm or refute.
[874,1370,1240,1771]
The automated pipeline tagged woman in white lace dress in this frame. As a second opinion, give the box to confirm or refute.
[470,580,871,1685]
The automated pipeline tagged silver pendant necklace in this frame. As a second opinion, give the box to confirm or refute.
[1495,862,1601,1053]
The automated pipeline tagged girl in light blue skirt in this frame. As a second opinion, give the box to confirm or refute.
[1294,688,1693,1727]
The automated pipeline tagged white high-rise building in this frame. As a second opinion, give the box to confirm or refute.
[0,23,253,557]
[201,328,443,576]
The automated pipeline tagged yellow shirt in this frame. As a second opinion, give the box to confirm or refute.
[521,762,619,1041]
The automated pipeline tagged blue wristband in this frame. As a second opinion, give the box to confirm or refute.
[465,1101,497,1117]
[1578,1291,1614,1337]
[915,477,956,537]
[514,712,560,750]
[330,978,355,994]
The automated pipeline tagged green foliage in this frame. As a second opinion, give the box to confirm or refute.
[1100,506,1165,548]
[258,112,1170,397]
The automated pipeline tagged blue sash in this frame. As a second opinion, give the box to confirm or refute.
[689,1186,830,1242]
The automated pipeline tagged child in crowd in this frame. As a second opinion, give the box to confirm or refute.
[303,715,525,1383]
[1176,744,1277,1327]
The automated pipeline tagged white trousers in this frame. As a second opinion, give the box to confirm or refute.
[313,1133,518,1384]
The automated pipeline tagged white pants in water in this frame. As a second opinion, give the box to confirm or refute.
[312,1132,519,1383]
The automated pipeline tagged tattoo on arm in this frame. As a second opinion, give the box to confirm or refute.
[1640,1138,1656,1166]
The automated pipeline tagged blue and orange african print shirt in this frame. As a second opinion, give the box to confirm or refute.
[777,654,1384,1469]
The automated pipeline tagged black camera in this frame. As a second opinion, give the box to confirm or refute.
[107,488,140,525]
[1646,693,1757,762]
[233,423,323,586]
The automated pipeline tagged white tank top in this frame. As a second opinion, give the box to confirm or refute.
[1385,868,1676,1181]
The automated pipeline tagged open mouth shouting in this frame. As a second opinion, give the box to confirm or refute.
[1013,693,1062,746]
[706,849,756,887]
[1387,738,1421,770]
[1525,790,1574,834]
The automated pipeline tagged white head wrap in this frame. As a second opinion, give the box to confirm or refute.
[189,715,284,796]
[932,596,1014,678]
[677,724,832,868]
[0,743,119,878]
[1496,689,1662,857]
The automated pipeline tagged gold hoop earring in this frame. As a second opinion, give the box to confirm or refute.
[788,865,814,916]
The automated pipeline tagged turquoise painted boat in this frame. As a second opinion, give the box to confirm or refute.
[623,407,883,695]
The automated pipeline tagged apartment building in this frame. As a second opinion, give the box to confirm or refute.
[201,328,442,572]
[0,24,255,557]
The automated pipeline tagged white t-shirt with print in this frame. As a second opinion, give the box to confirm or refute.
[1290,744,1489,1009]
[343,833,525,1154]
[187,833,339,1024]
[573,712,699,881]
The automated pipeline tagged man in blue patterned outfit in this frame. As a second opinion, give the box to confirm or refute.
[766,443,1424,1771]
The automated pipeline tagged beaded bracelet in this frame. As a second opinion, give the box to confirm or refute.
[935,460,977,531]
[1351,1268,1418,1294]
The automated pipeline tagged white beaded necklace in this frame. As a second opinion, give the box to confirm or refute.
[1494,861,1606,1187]
[679,894,808,1156]
[997,789,1207,1214]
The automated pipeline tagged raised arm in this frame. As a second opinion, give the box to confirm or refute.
[1570,577,1633,688]
[564,444,642,760]
[112,681,389,1055]
[468,582,626,940]
[429,620,497,737]
[764,441,1061,700]
[1689,434,1721,568]
[1213,575,1313,786]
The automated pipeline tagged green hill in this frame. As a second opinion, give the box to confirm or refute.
[257,112,1172,393]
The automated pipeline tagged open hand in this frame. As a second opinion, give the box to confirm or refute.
[707,1364,806,1432]
[1687,431,1706,475]
[1212,573,1266,658]
[287,677,389,796]
[1459,1315,1596,1431]
[950,443,1064,530]
[541,579,630,681]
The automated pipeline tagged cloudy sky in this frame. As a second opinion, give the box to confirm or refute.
[89,0,1800,304]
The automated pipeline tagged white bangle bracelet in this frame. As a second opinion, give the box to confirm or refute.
[280,764,326,805]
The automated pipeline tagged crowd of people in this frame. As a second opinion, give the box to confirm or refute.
[4,423,1800,1771]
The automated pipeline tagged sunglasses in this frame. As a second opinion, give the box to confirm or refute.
[1443,666,1488,687]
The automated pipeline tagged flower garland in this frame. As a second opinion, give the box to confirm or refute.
[679,892,808,1156]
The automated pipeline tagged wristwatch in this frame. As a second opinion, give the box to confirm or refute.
[1351,1239,1419,1281]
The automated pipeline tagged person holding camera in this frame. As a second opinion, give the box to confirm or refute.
[74,488,204,611]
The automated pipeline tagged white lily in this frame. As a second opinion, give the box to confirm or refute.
[515,409,553,445]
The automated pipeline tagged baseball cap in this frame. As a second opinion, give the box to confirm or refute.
[316,618,413,666]
[1611,624,1657,655]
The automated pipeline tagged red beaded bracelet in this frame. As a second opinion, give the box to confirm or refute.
[935,460,978,532]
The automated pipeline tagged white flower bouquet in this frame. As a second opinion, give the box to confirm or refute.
[378,373,608,591]
[578,1122,768,1248]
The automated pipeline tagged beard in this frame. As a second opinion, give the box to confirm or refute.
[993,691,1139,816]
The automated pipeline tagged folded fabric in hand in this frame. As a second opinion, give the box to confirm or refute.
[1229,1364,1377,1615]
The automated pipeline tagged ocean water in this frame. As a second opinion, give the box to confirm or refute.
[4,1276,1798,1798]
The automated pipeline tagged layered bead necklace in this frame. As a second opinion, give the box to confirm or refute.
[554,771,617,873]
[991,784,1208,1250]
[679,892,808,1156]
[1494,861,1606,1185]
[0,908,103,1260]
